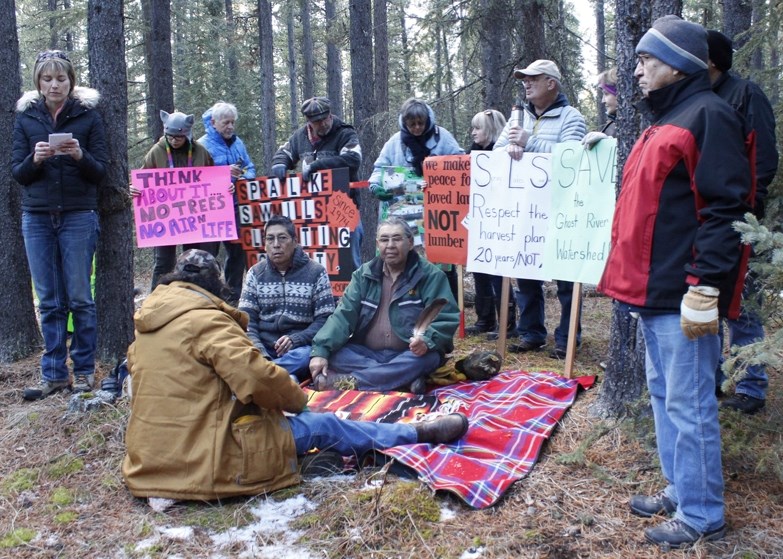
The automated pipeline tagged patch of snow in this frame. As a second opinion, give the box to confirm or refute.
[134,536,160,552]
[440,504,457,521]
[460,546,485,559]
[209,494,317,559]
[159,526,194,540]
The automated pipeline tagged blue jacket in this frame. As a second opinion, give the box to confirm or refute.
[198,109,256,180]
[13,87,108,212]
[494,92,586,153]
[369,104,463,195]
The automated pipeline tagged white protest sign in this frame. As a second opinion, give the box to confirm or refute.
[543,139,617,284]
[467,150,552,280]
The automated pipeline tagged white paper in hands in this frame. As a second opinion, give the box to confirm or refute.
[48,133,73,155]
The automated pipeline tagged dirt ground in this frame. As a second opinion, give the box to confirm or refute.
[1,289,782,558]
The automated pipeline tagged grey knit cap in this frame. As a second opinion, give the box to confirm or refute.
[636,15,708,74]
[160,110,195,138]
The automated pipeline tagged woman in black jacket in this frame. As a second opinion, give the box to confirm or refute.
[12,50,108,400]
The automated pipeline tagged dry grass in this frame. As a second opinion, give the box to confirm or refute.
[1,289,782,558]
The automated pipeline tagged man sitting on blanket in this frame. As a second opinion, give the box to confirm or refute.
[238,215,335,381]
[309,216,459,393]
[123,249,468,509]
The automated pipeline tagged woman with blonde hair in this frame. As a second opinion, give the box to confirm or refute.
[13,50,108,398]
[466,109,517,337]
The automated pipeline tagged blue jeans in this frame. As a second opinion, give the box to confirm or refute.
[268,345,312,381]
[329,343,441,391]
[639,313,724,533]
[287,411,416,456]
[222,240,246,305]
[350,220,364,269]
[715,274,768,399]
[516,279,581,348]
[23,211,100,382]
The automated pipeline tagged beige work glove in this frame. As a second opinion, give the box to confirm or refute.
[680,285,720,339]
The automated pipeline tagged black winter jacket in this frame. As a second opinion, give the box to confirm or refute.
[598,72,753,319]
[12,87,108,212]
[712,72,778,216]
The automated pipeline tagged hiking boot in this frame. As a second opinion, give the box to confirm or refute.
[408,377,427,395]
[509,339,545,353]
[486,329,518,341]
[23,379,71,401]
[549,346,567,359]
[629,491,677,518]
[720,393,765,415]
[299,451,345,477]
[644,518,725,549]
[72,374,95,394]
[414,413,468,445]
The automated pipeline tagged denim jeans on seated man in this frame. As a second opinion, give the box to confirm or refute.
[264,345,312,382]
[516,279,581,348]
[23,210,100,382]
[288,411,417,456]
[328,343,441,392]
[639,313,724,535]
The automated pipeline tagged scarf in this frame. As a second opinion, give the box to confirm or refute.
[401,118,435,176]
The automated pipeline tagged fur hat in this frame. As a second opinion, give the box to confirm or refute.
[160,110,194,138]
[707,30,733,72]
[174,249,221,278]
[636,15,708,74]
[301,97,331,122]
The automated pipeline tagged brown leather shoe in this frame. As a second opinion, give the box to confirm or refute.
[414,413,469,445]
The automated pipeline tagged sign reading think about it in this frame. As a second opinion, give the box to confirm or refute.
[132,165,236,248]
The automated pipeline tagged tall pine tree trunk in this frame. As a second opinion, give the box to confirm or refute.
[325,0,343,117]
[0,0,42,362]
[300,0,314,100]
[594,0,652,418]
[258,0,276,171]
[224,0,239,99]
[287,6,299,130]
[373,0,388,113]
[141,0,174,141]
[349,0,377,259]
[595,0,606,127]
[88,0,135,360]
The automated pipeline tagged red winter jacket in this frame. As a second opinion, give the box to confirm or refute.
[598,72,753,319]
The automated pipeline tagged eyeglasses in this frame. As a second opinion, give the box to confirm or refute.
[36,50,70,63]
[265,234,292,245]
[165,134,187,141]
[377,235,406,245]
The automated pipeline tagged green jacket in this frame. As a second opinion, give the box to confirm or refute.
[311,251,458,358]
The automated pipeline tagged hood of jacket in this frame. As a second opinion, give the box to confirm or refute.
[398,103,437,134]
[135,281,248,333]
[526,92,569,119]
[16,86,100,113]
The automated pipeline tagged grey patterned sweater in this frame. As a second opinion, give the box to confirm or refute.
[239,246,335,355]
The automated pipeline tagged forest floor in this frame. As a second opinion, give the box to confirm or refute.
[1,285,782,558]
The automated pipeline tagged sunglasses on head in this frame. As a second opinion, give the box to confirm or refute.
[36,50,70,64]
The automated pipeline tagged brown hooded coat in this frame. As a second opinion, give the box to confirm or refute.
[122,281,307,500]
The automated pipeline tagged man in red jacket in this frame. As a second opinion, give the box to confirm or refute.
[598,16,753,549]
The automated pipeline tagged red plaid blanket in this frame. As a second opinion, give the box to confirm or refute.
[305,369,594,509]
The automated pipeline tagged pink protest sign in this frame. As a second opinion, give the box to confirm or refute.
[132,165,236,248]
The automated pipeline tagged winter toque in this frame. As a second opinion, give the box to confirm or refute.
[707,30,733,72]
[160,110,195,138]
[301,97,331,122]
[175,249,221,278]
[636,15,708,74]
